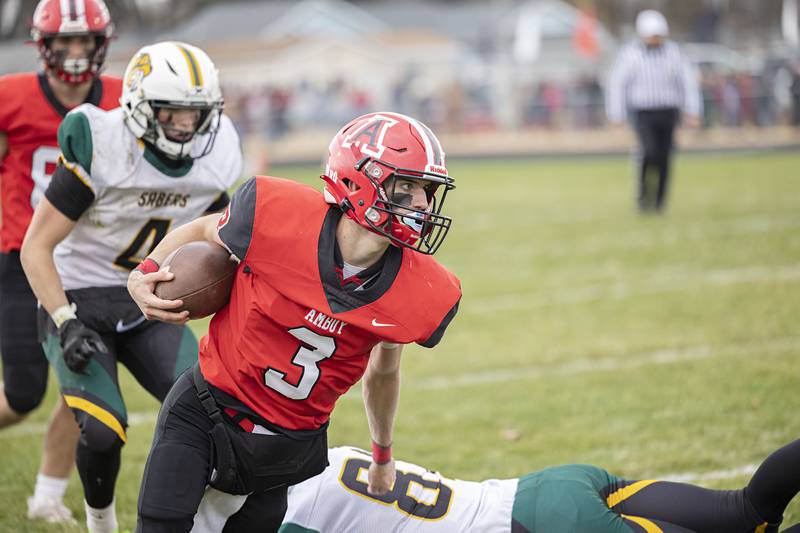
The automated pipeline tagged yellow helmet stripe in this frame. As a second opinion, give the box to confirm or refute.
[176,44,203,87]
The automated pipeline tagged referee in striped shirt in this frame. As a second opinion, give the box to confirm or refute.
[606,10,701,213]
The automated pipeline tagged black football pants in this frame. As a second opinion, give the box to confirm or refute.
[632,108,679,212]
[136,370,288,533]
[612,438,800,532]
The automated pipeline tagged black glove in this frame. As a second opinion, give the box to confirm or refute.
[58,318,107,374]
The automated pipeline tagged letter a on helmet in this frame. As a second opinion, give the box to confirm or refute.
[322,112,455,255]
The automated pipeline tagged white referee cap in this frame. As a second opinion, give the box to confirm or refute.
[636,10,669,38]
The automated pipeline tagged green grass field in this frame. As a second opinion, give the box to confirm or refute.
[1,151,799,531]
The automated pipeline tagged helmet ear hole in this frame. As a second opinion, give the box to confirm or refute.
[343,178,360,192]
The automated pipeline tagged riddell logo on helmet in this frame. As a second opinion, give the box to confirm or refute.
[426,164,447,176]
[341,115,399,159]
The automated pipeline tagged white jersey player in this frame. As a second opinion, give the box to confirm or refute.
[192,446,516,533]
[20,41,241,533]
[268,445,800,533]
[278,446,516,533]
[53,102,239,290]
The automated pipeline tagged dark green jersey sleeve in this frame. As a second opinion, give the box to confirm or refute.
[48,110,96,219]
[57,111,93,173]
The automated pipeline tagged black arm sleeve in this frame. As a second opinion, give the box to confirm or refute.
[44,163,95,221]
[204,192,230,214]
[420,298,460,348]
[218,177,257,261]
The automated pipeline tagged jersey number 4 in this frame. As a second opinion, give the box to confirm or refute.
[113,218,172,270]
[264,327,335,400]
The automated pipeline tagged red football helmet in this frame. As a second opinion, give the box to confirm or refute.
[31,0,114,84]
[322,112,456,255]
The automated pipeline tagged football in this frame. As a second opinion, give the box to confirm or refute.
[153,241,238,319]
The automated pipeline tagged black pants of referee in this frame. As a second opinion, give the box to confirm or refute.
[632,108,679,212]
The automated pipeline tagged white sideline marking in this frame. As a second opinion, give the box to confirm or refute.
[0,411,158,440]
[413,337,800,390]
[659,463,759,483]
[0,402,764,487]
[470,212,800,254]
[469,264,800,313]
[0,408,765,484]
[4,336,798,439]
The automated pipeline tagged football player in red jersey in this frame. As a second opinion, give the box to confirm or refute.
[0,0,119,524]
[127,112,461,532]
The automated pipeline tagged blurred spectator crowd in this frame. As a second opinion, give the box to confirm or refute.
[224,57,800,140]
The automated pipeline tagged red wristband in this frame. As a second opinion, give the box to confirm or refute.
[371,440,392,464]
[134,258,160,275]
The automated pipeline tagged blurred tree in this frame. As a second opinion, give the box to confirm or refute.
[565,0,783,43]
[0,0,223,42]
[0,0,786,47]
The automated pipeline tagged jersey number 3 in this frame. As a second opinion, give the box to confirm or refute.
[264,327,335,400]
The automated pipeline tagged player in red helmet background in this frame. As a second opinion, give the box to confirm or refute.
[30,0,114,85]
[126,112,460,532]
[0,0,120,524]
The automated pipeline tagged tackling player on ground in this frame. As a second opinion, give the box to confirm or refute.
[127,112,461,532]
[20,41,242,533]
[0,0,119,523]
[266,442,800,533]
[276,443,800,533]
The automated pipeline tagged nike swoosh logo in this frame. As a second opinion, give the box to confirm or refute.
[371,319,396,328]
[116,315,147,333]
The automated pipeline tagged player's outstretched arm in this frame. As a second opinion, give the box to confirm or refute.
[22,190,109,374]
[363,342,403,496]
[127,213,225,323]
[20,198,76,314]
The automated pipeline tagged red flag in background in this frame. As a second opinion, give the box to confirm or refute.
[573,3,600,59]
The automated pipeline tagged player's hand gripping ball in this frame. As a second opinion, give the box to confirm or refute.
[154,241,238,319]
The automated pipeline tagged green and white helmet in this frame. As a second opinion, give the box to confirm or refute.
[121,41,224,160]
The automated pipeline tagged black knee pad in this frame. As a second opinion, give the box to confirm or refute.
[1,320,48,414]
[3,371,47,415]
[136,515,196,533]
[79,415,125,453]
[1,252,48,414]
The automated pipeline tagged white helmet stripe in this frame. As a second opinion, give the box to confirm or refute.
[74,0,86,21]
[384,112,445,169]
[368,111,446,171]
[415,120,445,167]
[409,117,435,169]
[59,0,70,21]
[59,0,88,32]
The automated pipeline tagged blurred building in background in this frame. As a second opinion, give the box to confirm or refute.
[1,0,798,165]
